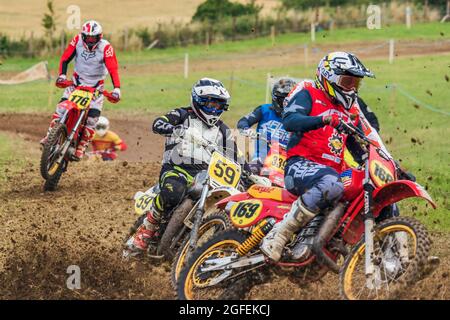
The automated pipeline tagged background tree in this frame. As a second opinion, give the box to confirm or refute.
[42,0,56,50]
[193,0,261,22]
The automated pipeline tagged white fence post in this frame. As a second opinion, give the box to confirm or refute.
[389,39,395,64]
[184,53,189,79]
[304,44,309,67]
[311,23,316,42]
[271,25,276,47]
[266,73,272,104]
[406,6,412,29]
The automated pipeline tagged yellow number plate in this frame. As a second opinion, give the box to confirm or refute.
[264,153,287,173]
[370,160,395,187]
[208,152,241,188]
[69,89,94,110]
[134,194,154,215]
[230,200,263,227]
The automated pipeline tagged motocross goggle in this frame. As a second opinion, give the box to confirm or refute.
[272,92,288,110]
[336,75,362,92]
[82,34,101,48]
[96,124,108,130]
[198,97,229,115]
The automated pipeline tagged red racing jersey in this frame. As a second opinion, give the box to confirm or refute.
[284,86,360,172]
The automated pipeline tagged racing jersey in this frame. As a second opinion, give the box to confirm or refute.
[283,86,360,172]
[59,34,120,88]
[153,107,245,176]
[237,104,290,162]
[91,130,126,153]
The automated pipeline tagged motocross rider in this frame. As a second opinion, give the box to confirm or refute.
[286,79,401,222]
[260,52,375,262]
[40,20,121,160]
[91,116,128,161]
[237,78,296,174]
[124,78,247,257]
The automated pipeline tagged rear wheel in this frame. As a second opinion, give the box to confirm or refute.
[340,216,431,300]
[40,123,67,180]
[170,211,231,289]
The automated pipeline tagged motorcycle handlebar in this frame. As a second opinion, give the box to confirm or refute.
[56,79,116,103]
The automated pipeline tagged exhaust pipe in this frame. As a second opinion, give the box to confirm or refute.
[312,203,345,274]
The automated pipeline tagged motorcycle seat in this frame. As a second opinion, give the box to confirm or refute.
[247,185,297,203]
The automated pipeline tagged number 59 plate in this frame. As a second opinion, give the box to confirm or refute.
[208,152,241,188]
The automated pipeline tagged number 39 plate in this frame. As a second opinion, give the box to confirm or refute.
[208,152,241,188]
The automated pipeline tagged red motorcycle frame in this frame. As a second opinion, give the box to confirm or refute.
[216,123,436,271]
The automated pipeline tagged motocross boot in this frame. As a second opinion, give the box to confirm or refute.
[123,207,162,258]
[74,127,95,160]
[260,198,317,262]
[40,113,60,146]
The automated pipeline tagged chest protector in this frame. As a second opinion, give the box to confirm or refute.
[287,86,359,173]
[73,38,109,86]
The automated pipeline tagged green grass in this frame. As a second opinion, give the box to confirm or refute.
[0,21,449,230]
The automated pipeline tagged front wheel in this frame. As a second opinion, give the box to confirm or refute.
[176,229,264,300]
[340,216,431,300]
[170,211,231,289]
[43,160,66,191]
[40,123,67,180]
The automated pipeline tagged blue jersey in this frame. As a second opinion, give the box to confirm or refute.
[237,104,290,161]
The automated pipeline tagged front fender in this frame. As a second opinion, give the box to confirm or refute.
[373,180,436,215]
[216,192,252,209]
[203,187,241,214]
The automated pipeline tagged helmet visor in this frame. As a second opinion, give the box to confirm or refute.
[96,124,108,131]
[198,97,228,115]
[83,34,100,47]
[337,75,362,92]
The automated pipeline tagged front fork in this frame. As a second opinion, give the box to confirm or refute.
[188,179,210,257]
[55,109,86,164]
[362,155,379,290]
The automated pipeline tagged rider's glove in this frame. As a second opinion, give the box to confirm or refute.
[55,74,68,88]
[322,114,341,128]
[323,115,351,134]
[239,128,257,138]
[109,88,121,103]
[172,124,186,138]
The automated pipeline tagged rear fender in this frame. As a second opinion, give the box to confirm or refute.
[373,180,436,215]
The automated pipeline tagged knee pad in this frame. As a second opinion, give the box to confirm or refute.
[159,177,188,213]
[316,175,344,210]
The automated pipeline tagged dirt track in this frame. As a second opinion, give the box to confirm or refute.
[123,39,450,75]
[0,113,449,300]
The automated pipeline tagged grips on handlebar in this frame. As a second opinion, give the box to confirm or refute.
[55,79,74,89]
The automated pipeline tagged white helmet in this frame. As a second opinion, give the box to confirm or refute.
[191,78,230,126]
[95,116,109,137]
[316,52,374,110]
[81,20,103,51]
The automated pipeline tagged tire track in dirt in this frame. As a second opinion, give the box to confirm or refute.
[0,118,449,300]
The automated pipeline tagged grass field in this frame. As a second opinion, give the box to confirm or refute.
[0,0,279,38]
[0,22,449,231]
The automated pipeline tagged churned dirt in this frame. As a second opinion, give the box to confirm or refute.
[0,113,449,300]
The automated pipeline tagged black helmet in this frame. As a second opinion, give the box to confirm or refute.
[271,78,296,116]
